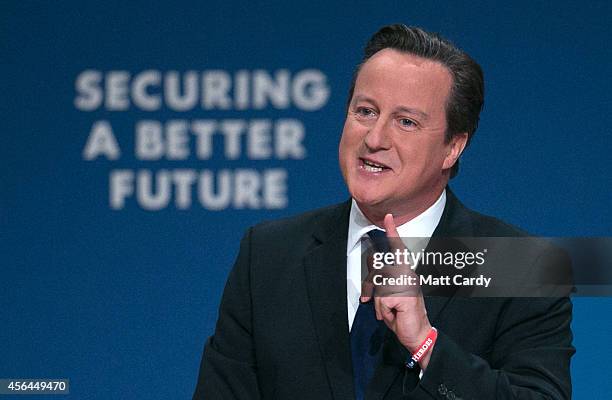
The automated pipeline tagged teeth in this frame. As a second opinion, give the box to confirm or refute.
[363,159,386,172]
[364,164,383,172]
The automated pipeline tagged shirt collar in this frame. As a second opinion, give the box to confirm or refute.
[346,189,447,255]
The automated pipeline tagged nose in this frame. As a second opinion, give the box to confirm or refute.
[364,117,391,151]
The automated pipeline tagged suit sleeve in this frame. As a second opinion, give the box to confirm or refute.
[401,238,575,400]
[412,296,574,400]
[193,228,261,400]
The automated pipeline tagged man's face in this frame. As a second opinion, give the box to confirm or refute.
[339,48,465,221]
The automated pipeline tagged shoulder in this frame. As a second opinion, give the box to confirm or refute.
[247,200,350,245]
[465,208,529,237]
[234,201,350,279]
[443,188,529,237]
[450,192,573,293]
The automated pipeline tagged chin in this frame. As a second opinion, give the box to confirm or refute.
[349,186,388,208]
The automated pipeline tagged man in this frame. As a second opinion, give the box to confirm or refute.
[194,24,574,399]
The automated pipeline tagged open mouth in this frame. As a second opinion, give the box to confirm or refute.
[359,158,391,173]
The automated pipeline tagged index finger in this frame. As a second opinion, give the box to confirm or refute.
[383,213,399,238]
[383,213,406,252]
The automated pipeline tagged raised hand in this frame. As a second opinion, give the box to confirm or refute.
[361,213,434,369]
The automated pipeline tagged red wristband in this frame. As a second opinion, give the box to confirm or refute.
[405,327,438,368]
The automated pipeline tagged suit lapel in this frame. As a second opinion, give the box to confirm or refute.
[422,188,477,322]
[303,201,355,400]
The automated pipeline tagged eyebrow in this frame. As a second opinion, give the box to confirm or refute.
[351,95,430,120]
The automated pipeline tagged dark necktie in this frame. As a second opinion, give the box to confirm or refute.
[350,229,388,400]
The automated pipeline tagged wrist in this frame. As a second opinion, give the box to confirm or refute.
[418,346,434,370]
[405,326,438,369]
[402,322,433,353]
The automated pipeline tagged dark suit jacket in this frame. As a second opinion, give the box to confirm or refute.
[194,190,574,399]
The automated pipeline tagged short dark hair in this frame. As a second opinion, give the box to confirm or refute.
[347,24,484,178]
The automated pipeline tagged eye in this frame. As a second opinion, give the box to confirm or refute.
[354,106,376,118]
[398,118,418,130]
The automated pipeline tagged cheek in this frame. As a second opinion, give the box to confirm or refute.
[338,134,349,162]
[339,124,362,157]
[396,140,445,170]
[338,133,354,174]
[394,143,420,164]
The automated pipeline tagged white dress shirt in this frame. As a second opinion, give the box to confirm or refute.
[346,190,446,331]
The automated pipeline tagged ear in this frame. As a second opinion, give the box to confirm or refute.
[442,133,468,170]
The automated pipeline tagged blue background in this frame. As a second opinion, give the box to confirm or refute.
[1,1,611,399]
